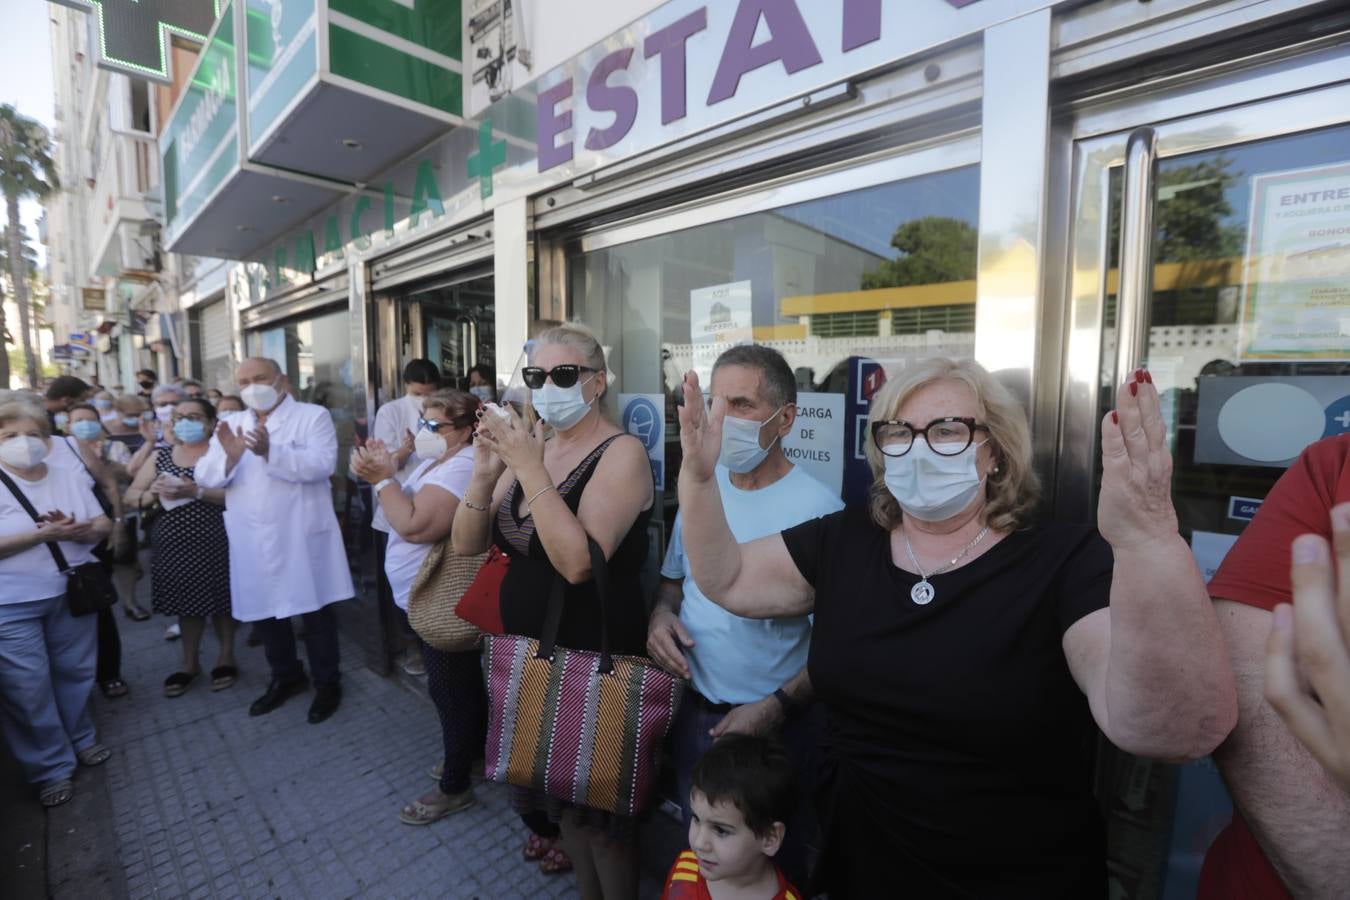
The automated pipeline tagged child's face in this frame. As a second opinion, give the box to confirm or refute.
[688,789,783,883]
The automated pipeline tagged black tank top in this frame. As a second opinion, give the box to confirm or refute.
[493,434,652,656]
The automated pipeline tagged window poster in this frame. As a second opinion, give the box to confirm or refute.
[1239,162,1350,361]
[689,281,753,384]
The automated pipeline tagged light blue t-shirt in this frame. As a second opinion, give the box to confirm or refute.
[661,464,844,705]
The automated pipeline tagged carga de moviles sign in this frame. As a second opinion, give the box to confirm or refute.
[531,0,1010,180]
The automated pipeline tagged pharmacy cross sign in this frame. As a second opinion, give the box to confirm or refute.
[48,0,222,83]
[466,120,508,201]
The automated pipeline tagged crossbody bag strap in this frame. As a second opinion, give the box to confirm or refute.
[0,467,71,572]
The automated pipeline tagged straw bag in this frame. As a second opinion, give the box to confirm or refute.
[406,538,488,652]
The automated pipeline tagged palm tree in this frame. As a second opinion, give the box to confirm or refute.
[0,105,58,388]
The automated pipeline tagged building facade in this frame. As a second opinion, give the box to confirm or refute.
[48,0,1350,893]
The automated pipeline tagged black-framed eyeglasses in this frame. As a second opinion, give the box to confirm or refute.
[871,417,988,457]
[521,365,598,390]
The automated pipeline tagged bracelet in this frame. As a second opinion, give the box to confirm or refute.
[374,478,395,493]
[772,688,801,719]
[525,484,555,507]
[463,498,490,512]
[195,485,204,500]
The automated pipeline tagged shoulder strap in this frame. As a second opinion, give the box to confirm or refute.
[0,467,71,572]
[537,537,613,674]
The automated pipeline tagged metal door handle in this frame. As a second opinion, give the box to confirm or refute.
[1115,127,1158,384]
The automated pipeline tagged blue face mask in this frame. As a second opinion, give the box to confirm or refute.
[122,416,140,428]
[70,420,103,441]
[172,419,208,444]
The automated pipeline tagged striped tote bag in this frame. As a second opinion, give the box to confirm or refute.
[483,538,684,818]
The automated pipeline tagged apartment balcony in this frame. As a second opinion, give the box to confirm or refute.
[87,130,163,280]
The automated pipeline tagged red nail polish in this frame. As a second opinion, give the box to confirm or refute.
[1129,382,1137,396]
[1111,410,1119,424]
[1135,369,1145,383]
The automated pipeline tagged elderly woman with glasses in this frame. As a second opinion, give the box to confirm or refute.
[125,397,233,696]
[673,356,1238,898]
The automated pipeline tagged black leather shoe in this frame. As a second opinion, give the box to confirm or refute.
[308,683,341,724]
[249,676,309,717]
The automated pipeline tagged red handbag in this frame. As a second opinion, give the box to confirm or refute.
[455,545,509,635]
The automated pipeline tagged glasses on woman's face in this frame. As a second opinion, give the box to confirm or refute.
[871,417,988,457]
[417,416,458,433]
[520,365,597,390]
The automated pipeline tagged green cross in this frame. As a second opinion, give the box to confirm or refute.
[466,120,507,200]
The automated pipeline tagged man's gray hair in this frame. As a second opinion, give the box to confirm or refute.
[711,344,797,408]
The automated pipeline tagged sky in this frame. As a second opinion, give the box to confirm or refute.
[1,0,57,265]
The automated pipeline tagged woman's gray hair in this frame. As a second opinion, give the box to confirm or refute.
[0,399,52,437]
[152,384,186,404]
[864,357,1039,532]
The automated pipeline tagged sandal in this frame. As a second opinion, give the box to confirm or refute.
[123,605,150,622]
[163,671,198,698]
[210,665,237,691]
[540,846,573,875]
[76,744,111,767]
[99,678,129,699]
[398,787,476,825]
[523,834,554,861]
[39,778,74,808]
[428,760,445,782]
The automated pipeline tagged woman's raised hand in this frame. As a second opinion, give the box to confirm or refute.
[1097,368,1178,551]
[676,371,723,485]
[475,403,544,476]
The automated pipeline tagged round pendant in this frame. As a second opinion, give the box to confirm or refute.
[910,580,935,605]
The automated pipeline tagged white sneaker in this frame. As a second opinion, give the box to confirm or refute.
[164,623,181,641]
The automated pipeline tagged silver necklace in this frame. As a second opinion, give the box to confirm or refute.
[902,525,990,606]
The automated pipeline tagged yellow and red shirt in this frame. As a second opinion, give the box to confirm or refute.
[662,850,800,900]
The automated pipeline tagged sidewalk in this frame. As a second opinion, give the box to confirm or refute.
[71,586,674,899]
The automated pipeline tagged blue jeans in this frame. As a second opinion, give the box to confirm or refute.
[0,595,98,784]
[671,691,820,888]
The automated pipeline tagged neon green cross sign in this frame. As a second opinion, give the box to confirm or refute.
[466,120,507,200]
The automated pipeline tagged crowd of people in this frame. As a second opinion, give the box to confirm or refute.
[0,323,1347,899]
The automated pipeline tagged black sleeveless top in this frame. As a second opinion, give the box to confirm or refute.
[492,434,652,656]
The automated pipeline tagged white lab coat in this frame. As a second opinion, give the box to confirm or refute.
[370,393,424,533]
[195,395,354,621]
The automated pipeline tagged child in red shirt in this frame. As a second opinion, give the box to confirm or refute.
[662,735,802,900]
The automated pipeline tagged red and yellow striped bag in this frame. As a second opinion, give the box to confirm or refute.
[483,539,684,817]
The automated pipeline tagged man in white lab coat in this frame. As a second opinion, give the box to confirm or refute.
[196,358,354,724]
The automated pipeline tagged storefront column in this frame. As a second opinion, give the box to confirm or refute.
[493,197,530,381]
[973,8,1052,415]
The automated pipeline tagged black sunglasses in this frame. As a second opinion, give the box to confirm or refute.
[521,365,598,390]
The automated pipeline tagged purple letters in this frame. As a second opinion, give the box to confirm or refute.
[584,48,638,151]
[537,78,575,171]
[707,0,823,106]
[842,0,882,52]
[643,8,708,125]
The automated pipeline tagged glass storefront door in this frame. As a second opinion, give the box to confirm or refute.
[1059,80,1350,899]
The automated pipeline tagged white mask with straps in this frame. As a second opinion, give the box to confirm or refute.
[882,439,989,522]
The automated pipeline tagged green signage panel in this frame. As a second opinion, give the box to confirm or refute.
[49,0,224,83]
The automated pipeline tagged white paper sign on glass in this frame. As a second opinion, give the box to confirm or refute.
[781,392,844,496]
[690,280,754,384]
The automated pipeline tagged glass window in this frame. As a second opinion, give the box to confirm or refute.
[566,164,981,542]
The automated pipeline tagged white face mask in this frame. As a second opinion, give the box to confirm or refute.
[0,436,50,469]
[718,405,783,474]
[413,428,448,460]
[531,376,597,431]
[154,404,175,423]
[240,381,280,412]
[882,439,989,522]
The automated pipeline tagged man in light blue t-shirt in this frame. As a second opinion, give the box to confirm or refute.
[648,345,842,885]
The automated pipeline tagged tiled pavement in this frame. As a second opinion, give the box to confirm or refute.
[80,590,672,899]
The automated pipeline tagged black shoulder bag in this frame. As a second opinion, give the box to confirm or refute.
[0,468,119,617]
